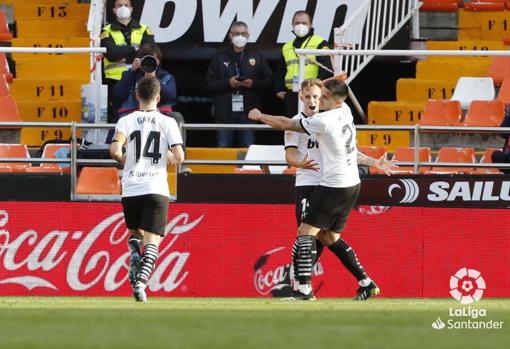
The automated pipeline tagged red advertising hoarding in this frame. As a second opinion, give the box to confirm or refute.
[0,202,508,298]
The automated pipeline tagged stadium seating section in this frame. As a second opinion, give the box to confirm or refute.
[0,1,89,147]
[0,0,508,187]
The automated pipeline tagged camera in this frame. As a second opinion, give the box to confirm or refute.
[140,55,158,74]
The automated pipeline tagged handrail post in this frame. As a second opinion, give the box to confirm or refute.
[70,122,78,201]
[298,54,306,113]
[411,0,421,40]
[414,123,420,174]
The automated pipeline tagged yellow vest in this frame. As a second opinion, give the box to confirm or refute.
[282,35,325,90]
[102,23,147,80]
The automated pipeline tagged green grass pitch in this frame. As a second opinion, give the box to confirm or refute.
[0,297,509,349]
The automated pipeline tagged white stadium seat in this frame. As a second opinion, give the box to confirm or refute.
[241,145,286,174]
[450,77,495,109]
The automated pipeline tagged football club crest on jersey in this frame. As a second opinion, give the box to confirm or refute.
[249,58,256,66]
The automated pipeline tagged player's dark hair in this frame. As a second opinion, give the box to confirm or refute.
[323,79,348,100]
[292,10,312,23]
[137,76,160,102]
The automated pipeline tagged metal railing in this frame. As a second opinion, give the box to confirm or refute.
[332,0,419,84]
[295,47,510,119]
[2,122,510,202]
[181,124,510,174]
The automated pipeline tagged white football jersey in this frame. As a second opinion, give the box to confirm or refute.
[300,104,360,188]
[284,113,322,187]
[115,110,183,198]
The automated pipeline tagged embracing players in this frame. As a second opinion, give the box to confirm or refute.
[249,79,396,300]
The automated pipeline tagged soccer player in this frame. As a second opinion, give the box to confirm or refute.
[110,76,184,302]
[284,79,322,294]
[249,79,395,300]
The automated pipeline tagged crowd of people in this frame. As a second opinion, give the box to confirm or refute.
[102,0,334,148]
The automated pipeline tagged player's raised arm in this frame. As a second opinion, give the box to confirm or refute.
[248,108,305,133]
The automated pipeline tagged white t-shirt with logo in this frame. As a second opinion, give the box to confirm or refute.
[300,105,360,188]
[284,113,322,187]
[115,110,183,198]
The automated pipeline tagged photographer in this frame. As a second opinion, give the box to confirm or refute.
[205,21,273,147]
[113,43,176,116]
[108,43,184,146]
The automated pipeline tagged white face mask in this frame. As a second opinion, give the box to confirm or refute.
[115,5,132,20]
[232,35,248,48]
[293,24,310,38]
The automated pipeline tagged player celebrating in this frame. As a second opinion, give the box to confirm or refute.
[284,79,323,294]
[110,76,184,302]
[249,79,395,300]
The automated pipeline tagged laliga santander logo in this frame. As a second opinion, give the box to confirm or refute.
[449,267,486,305]
[388,179,419,204]
[253,246,324,296]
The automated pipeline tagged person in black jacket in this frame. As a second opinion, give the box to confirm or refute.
[275,11,333,118]
[205,21,273,147]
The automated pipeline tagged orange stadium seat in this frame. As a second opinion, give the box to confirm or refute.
[0,143,31,172]
[0,53,13,82]
[24,165,63,174]
[420,100,462,126]
[0,73,9,97]
[0,95,21,122]
[464,0,506,11]
[41,143,71,173]
[426,147,476,174]
[0,165,12,173]
[463,100,505,126]
[420,0,459,12]
[392,147,432,174]
[488,57,510,85]
[76,167,121,195]
[0,10,12,42]
[497,78,510,105]
[473,147,503,174]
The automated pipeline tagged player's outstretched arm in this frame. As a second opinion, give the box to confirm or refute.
[357,152,398,175]
[248,108,305,133]
[285,148,320,171]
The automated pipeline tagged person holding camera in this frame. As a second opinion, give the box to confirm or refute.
[205,21,273,147]
[101,0,155,122]
[108,44,184,145]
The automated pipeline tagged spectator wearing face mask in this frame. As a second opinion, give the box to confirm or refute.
[205,21,273,148]
[101,0,155,123]
[275,10,333,118]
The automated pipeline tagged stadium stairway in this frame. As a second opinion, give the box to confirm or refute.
[0,0,90,147]
[366,2,510,154]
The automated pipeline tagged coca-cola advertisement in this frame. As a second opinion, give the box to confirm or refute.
[0,203,509,298]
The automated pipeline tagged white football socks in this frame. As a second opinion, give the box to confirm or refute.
[359,277,372,287]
